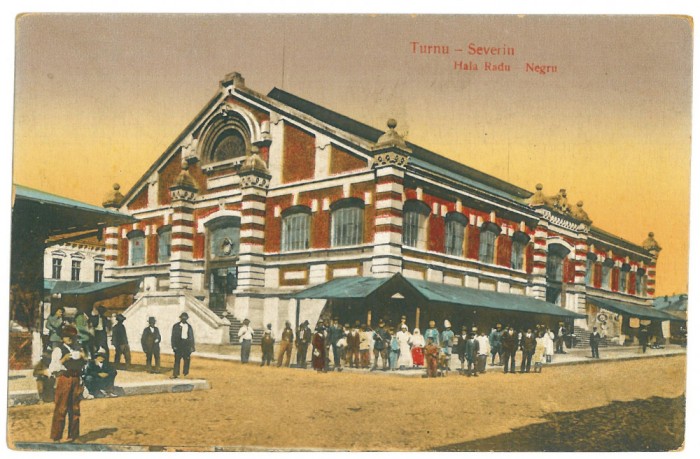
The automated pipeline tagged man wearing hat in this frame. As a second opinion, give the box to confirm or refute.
[90,305,111,361]
[489,324,503,366]
[295,320,311,368]
[372,319,390,371]
[464,330,480,377]
[171,312,195,378]
[111,314,131,369]
[440,320,455,371]
[83,348,118,398]
[276,321,295,367]
[328,317,344,371]
[555,322,567,354]
[238,318,254,364]
[455,326,469,372]
[48,325,87,443]
[345,321,361,368]
[141,317,161,373]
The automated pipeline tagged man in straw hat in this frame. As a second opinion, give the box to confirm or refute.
[112,313,131,369]
[48,325,87,443]
[238,318,254,364]
[171,312,195,378]
[141,317,161,373]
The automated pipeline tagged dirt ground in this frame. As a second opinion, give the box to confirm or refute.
[7,353,686,451]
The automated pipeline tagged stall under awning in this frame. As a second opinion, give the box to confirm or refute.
[588,296,685,322]
[292,273,586,319]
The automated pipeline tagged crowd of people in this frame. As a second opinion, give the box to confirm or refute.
[240,316,588,377]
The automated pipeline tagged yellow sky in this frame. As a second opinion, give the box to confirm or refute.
[12,14,692,296]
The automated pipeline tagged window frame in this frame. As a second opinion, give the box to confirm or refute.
[444,212,467,257]
[510,231,530,271]
[127,230,146,266]
[51,258,62,280]
[281,206,312,252]
[402,200,431,249]
[330,198,365,248]
[207,216,242,260]
[601,258,614,290]
[157,226,172,263]
[71,259,81,281]
[478,222,500,264]
[94,262,104,283]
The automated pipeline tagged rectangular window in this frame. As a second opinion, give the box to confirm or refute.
[511,240,525,270]
[546,254,564,282]
[332,207,363,247]
[158,229,172,263]
[71,260,81,281]
[52,258,62,280]
[445,219,465,256]
[94,263,104,283]
[636,274,646,296]
[601,265,611,290]
[281,213,310,251]
[130,235,146,265]
[619,271,627,292]
[479,231,496,264]
[402,211,420,247]
[585,259,594,286]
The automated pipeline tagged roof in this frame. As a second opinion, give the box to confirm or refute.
[653,294,688,312]
[44,280,138,296]
[587,296,685,322]
[293,274,584,319]
[267,88,533,201]
[13,185,136,235]
[588,226,650,258]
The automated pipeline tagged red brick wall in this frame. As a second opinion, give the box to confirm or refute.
[525,243,534,274]
[117,232,128,266]
[329,145,367,175]
[466,226,480,259]
[223,95,269,124]
[158,152,183,206]
[563,258,576,284]
[593,263,602,288]
[611,268,620,292]
[496,234,512,267]
[282,123,315,183]
[628,272,637,295]
[265,195,292,252]
[128,187,149,211]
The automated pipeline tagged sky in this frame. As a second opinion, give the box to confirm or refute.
[11,14,693,296]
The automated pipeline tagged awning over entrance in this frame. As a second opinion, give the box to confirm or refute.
[587,296,685,322]
[293,274,585,319]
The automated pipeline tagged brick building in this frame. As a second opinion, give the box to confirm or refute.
[103,72,668,348]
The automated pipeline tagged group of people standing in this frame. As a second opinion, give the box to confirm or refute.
[237,316,578,377]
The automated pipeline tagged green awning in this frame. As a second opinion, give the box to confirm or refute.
[291,276,392,300]
[588,296,685,322]
[293,274,585,319]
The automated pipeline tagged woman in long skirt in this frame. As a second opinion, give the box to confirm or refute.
[409,328,425,367]
[312,325,326,372]
[543,328,555,363]
[396,325,413,370]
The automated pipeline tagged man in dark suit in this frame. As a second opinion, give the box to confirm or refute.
[501,326,518,374]
[555,322,567,354]
[90,305,111,360]
[296,321,311,368]
[141,317,161,373]
[638,326,649,353]
[520,328,537,373]
[111,314,131,369]
[170,312,195,378]
[590,326,601,359]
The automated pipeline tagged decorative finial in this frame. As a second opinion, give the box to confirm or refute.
[387,118,397,129]
[375,118,408,150]
[642,232,662,257]
[102,183,124,208]
[528,183,547,206]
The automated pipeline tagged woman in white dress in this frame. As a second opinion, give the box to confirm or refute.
[396,325,413,369]
[543,328,555,363]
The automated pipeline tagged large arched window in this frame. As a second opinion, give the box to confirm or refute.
[402,200,430,249]
[478,222,500,264]
[331,198,364,247]
[127,230,146,266]
[444,212,467,256]
[601,258,614,290]
[511,231,530,270]
[211,130,247,162]
[281,206,311,252]
[546,243,570,305]
[157,226,172,263]
[207,217,241,259]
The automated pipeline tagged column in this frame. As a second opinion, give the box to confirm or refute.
[102,183,124,281]
[530,220,548,300]
[169,161,198,290]
[371,119,411,277]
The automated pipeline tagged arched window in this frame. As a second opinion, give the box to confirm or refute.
[619,263,631,292]
[511,231,530,270]
[281,206,311,252]
[211,130,247,162]
[585,253,597,286]
[444,212,467,256]
[331,198,364,247]
[402,200,430,249]
[207,217,241,259]
[601,258,614,290]
[157,226,172,263]
[478,222,500,264]
[636,268,647,296]
[546,244,570,282]
[127,230,146,266]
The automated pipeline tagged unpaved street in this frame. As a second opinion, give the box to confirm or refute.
[8,354,686,451]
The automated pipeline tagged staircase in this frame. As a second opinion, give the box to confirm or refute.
[572,326,610,349]
[209,306,263,346]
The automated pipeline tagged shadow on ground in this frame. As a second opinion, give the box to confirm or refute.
[431,395,685,452]
[78,427,118,443]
